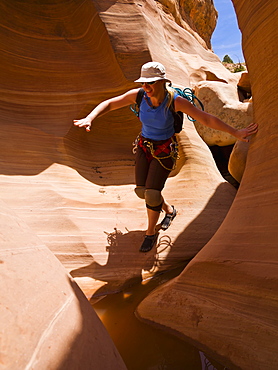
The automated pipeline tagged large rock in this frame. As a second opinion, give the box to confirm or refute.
[194,80,253,146]
[137,1,278,369]
[228,140,250,183]
[238,71,252,96]
[0,199,126,369]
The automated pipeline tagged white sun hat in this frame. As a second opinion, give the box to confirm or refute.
[134,62,171,83]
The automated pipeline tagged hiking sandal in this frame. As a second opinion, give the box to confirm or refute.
[139,233,158,253]
[161,206,177,231]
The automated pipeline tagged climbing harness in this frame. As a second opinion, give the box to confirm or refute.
[130,84,203,170]
[134,134,179,171]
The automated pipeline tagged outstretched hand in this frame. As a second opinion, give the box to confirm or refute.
[235,122,258,142]
[73,118,92,132]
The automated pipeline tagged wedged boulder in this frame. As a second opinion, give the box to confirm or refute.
[136,1,278,369]
[193,80,253,146]
[238,71,252,96]
[228,140,250,183]
[0,199,127,369]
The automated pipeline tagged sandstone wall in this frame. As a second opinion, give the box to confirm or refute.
[0,199,126,369]
[155,0,217,48]
[137,1,278,369]
[1,0,276,368]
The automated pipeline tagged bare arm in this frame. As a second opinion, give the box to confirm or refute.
[73,88,139,132]
[175,96,258,142]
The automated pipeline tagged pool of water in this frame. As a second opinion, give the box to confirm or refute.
[93,266,228,370]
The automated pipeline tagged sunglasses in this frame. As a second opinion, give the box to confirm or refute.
[141,81,157,85]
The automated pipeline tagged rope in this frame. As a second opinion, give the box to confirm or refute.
[143,137,179,171]
[169,86,204,122]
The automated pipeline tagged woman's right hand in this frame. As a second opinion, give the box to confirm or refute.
[73,117,92,132]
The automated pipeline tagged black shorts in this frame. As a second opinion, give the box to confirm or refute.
[135,139,174,191]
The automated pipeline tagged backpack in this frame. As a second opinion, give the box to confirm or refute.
[130,86,204,134]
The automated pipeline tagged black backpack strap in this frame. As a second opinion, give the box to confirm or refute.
[136,88,145,107]
[130,88,144,117]
[169,93,183,133]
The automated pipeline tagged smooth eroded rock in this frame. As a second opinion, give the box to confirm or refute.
[0,199,127,369]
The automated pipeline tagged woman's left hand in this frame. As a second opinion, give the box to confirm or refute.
[234,122,258,142]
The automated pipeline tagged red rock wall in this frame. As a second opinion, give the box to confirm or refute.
[0,0,128,136]
[153,0,217,48]
[179,0,217,48]
[2,0,276,367]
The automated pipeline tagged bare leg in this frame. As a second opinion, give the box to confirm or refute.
[146,198,174,235]
[140,208,160,252]
[162,199,173,214]
[146,208,160,235]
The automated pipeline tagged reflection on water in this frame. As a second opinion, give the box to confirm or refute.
[92,267,228,370]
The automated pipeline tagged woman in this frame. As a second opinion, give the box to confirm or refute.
[73,62,258,253]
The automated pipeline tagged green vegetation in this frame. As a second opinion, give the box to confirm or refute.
[233,63,246,73]
[223,54,234,63]
[222,54,246,73]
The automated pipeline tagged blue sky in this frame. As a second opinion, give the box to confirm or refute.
[211,0,244,62]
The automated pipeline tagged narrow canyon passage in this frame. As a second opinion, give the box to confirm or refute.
[93,266,227,370]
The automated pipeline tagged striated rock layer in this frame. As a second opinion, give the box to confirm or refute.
[0,199,127,369]
[137,0,278,369]
[1,0,275,367]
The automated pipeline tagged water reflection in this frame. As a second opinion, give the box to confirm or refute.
[92,268,227,370]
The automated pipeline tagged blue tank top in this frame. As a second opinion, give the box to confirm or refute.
[139,91,176,140]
